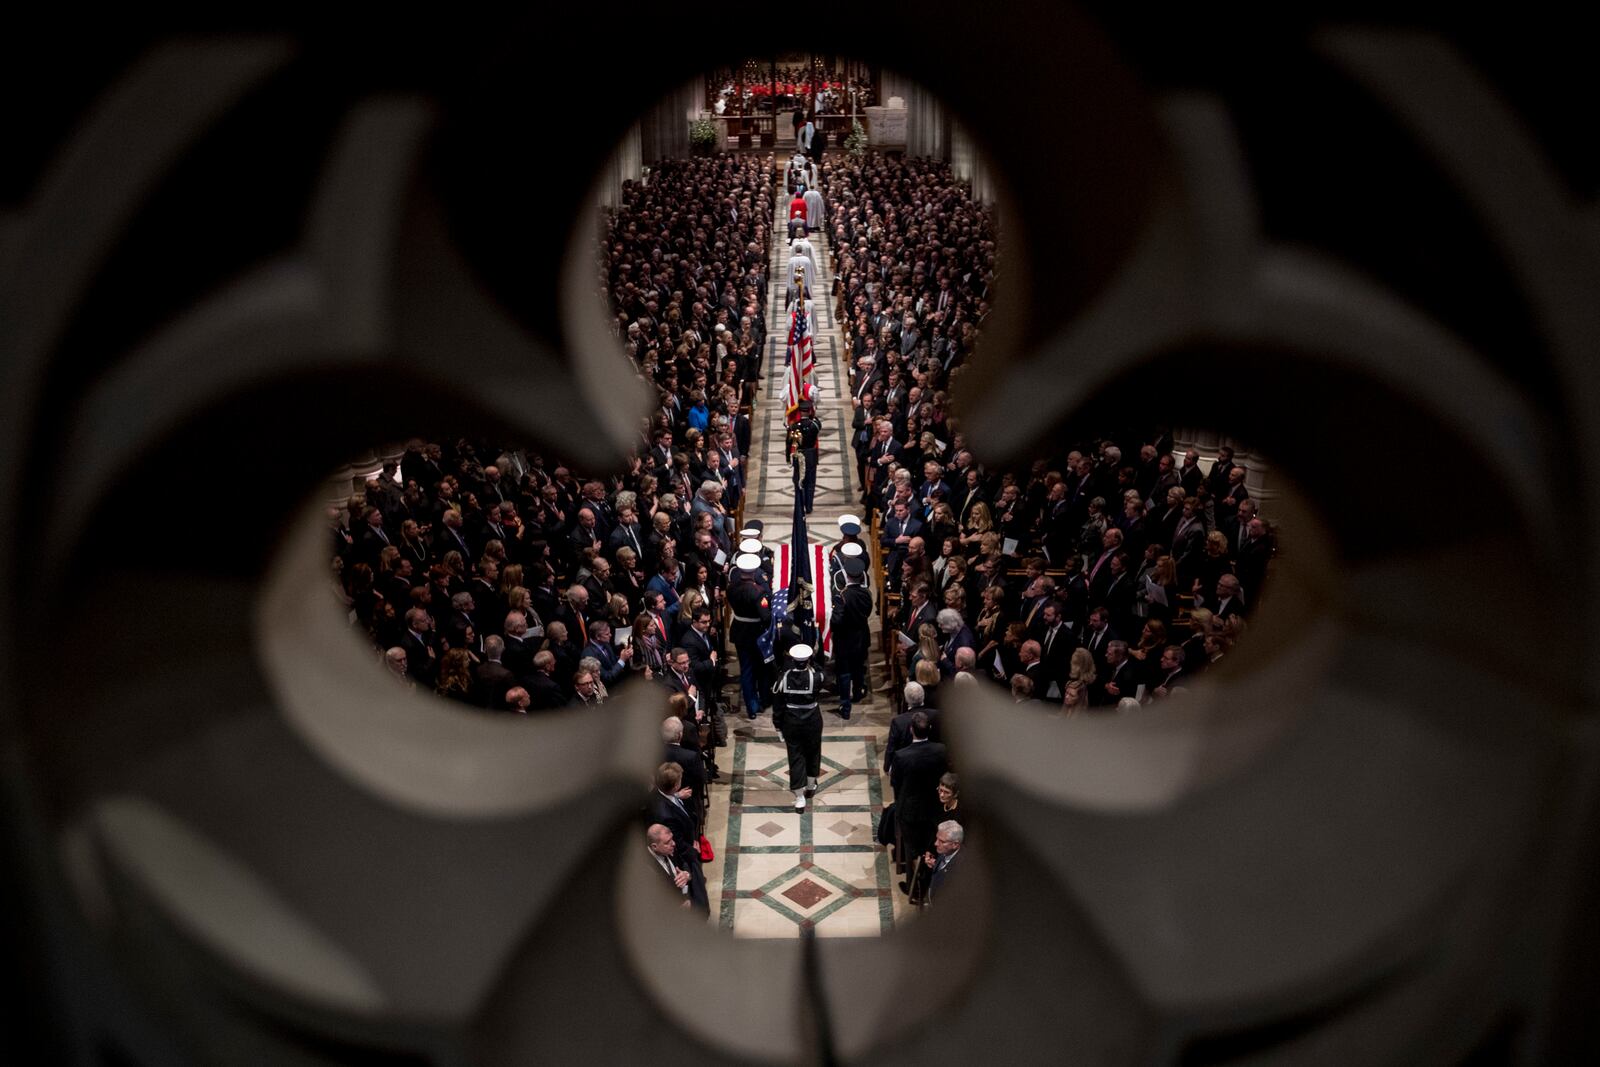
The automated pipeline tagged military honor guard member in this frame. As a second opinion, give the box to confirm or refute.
[728,552,772,718]
[831,548,874,719]
[771,643,824,811]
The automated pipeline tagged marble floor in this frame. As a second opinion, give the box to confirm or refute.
[699,166,908,938]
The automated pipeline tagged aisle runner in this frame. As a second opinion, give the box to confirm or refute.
[700,160,906,938]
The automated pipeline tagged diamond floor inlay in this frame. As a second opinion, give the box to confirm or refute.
[755,821,784,838]
[780,878,834,910]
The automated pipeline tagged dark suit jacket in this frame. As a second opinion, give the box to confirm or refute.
[1080,625,1122,671]
[1092,656,1139,706]
[1035,622,1074,683]
[475,661,516,709]
[501,634,535,678]
[663,742,707,827]
[648,792,708,911]
[927,847,962,905]
[890,740,949,828]
[681,627,720,695]
[399,630,438,687]
[525,671,566,710]
[884,707,942,771]
[902,599,937,638]
[645,846,701,912]
[582,640,627,686]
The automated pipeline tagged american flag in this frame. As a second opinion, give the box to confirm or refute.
[776,539,831,655]
[782,300,814,420]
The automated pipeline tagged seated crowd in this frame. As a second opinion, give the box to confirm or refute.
[332,153,780,736]
[825,153,1276,712]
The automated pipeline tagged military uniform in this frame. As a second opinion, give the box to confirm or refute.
[771,645,824,810]
[788,408,823,514]
[739,523,776,586]
[831,555,874,719]
[728,557,772,718]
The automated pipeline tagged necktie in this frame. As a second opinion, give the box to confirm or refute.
[376,527,388,544]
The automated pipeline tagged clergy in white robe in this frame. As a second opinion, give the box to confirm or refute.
[804,187,824,230]
[790,235,816,273]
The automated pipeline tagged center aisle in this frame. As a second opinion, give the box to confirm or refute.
[701,162,907,938]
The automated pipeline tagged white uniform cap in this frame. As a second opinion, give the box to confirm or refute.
[739,538,763,554]
[788,644,814,662]
[735,553,762,572]
[837,514,861,531]
[840,542,864,557]
[739,527,761,538]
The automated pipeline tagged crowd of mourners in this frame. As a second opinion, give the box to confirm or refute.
[824,153,1277,713]
[327,145,1277,916]
[331,153,777,740]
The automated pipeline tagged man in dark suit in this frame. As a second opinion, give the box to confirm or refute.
[661,716,707,831]
[356,506,392,566]
[864,419,901,500]
[1100,553,1139,641]
[922,821,965,906]
[649,764,708,913]
[1085,526,1125,595]
[1016,640,1048,694]
[1092,640,1139,707]
[1080,607,1121,673]
[581,621,632,688]
[681,606,722,712]
[1206,574,1247,620]
[884,682,942,772]
[1217,465,1251,515]
[900,580,937,638]
[1171,497,1208,569]
[645,823,701,913]
[1205,446,1237,500]
[433,507,473,563]
[880,499,924,574]
[890,712,948,902]
[476,635,516,710]
[607,504,647,564]
[1149,645,1187,701]
[523,650,567,710]
[399,608,439,688]
[569,506,604,561]
[1234,517,1273,601]
[1033,602,1074,688]
[1178,449,1205,496]
[500,611,536,679]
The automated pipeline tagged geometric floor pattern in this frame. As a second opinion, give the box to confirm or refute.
[701,163,907,937]
[714,730,899,937]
